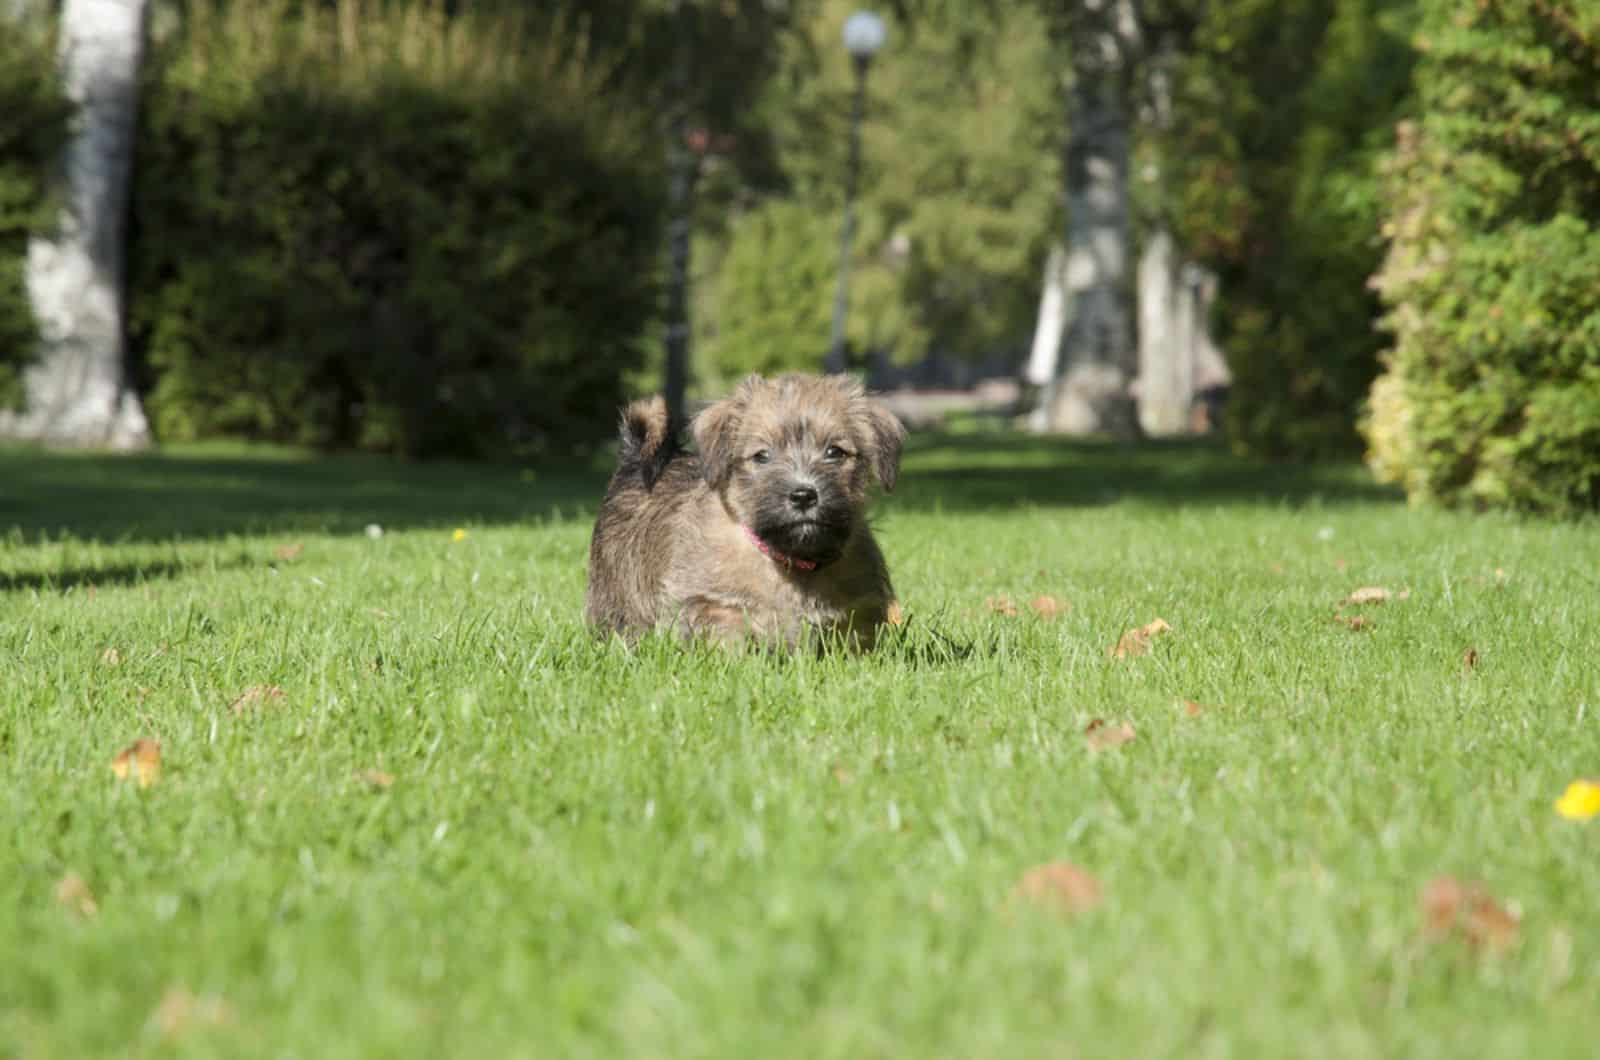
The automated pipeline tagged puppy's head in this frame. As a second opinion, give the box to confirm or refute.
[693,373,905,566]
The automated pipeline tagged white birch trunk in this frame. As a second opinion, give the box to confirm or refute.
[1137,226,1188,434]
[0,0,151,449]
[1022,244,1068,429]
[1036,0,1139,438]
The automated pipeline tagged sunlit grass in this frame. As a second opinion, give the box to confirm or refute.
[3,434,1598,1057]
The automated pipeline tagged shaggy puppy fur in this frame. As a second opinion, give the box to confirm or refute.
[585,373,905,650]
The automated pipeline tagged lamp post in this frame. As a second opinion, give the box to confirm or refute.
[825,10,886,375]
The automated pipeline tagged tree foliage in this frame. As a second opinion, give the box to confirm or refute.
[129,0,662,457]
[696,0,1061,383]
[1154,0,1418,457]
[1365,0,1600,512]
[0,23,70,410]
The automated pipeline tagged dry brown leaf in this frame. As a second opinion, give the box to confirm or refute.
[1029,595,1068,619]
[1085,719,1137,751]
[1421,875,1520,953]
[152,987,234,1037]
[54,873,98,919]
[355,768,395,790]
[100,647,122,666]
[1012,862,1104,915]
[985,595,1019,617]
[228,685,285,716]
[110,739,161,788]
[886,600,905,627]
[274,542,304,563]
[1179,699,1206,717]
[1334,614,1373,631]
[1343,586,1392,606]
[1463,647,1479,671]
[1112,617,1171,659]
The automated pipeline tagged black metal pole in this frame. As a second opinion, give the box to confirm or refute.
[663,0,695,426]
[826,54,870,375]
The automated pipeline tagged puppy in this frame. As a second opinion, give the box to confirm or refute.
[585,373,906,650]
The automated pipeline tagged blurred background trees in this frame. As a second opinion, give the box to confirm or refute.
[0,0,1594,511]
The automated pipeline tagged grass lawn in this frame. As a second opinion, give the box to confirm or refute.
[3,433,1598,1058]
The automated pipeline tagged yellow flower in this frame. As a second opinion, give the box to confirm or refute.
[1554,780,1600,821]
[451,528,468,543]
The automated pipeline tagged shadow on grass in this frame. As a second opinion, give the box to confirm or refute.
[1,444,609,544]
[0,556,260,593]
[888,433,1399,512]
[1,432,1399,549]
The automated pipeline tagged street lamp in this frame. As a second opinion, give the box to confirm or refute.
[825,10,886,375]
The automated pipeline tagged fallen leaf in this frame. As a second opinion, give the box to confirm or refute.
[1334,614,1373,631]
[1029,595,1068,619]
[152,987,234,1037]
[1343,586,1392,606]
[273,542,304,562]
[886,600,905,627]
[1333,558,1349,572]
[1421,875,1520,952]
[1111,617,1171,659]
[1179,699,1206,717]
[985,595,1019,617]
[1462,647,1479,671]
[1085,718,1137,751]
[1555,780,1600,821]
[228,685,285,716]
[1012,862,1104,915]
[356,768,395,790]
[54,873,98,919]
[100,647,122,666]
[1268,562,1286,575]
[110,739,161,788]
[451,527,469,543]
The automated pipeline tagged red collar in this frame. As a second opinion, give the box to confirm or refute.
[742,524,818,572]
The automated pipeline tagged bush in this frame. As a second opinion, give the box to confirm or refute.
[0,24,70,410]
[1365,1,1600,513]
[129,0,663,458]
[1163,0,1418,459]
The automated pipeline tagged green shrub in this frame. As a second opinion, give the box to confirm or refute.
[129,0,662,458]
[0,24,70,409]
[1162,0,1419,459]
[1365,1,1600,513]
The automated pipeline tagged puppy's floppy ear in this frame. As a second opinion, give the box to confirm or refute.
[854,393,907,493]
[692,376,759,489]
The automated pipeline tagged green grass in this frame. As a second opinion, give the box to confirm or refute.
[4,434,1599,1058]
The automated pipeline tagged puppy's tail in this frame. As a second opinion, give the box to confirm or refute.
[617,395,681,490]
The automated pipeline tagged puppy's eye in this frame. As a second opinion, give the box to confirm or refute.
[823,444,848,461]
[751,450,771,465]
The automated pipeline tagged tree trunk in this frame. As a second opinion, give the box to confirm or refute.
[0,0,151,449]
[1136,226,1187,434]
[1034,0,1139,438]
[1021,244,1068,430]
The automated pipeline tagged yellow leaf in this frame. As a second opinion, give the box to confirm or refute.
[1111,617,1171,659]
[110,739,162,788]
[1555,780,1600,821]
[451,528,469,542]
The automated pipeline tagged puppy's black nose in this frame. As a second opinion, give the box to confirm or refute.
[788,485,819,511]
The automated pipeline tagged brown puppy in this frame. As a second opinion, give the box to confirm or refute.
[585,373,905,650]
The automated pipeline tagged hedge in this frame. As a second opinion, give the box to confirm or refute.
[129,0,664,458]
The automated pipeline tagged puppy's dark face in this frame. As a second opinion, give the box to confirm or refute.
[694,374,906,565]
